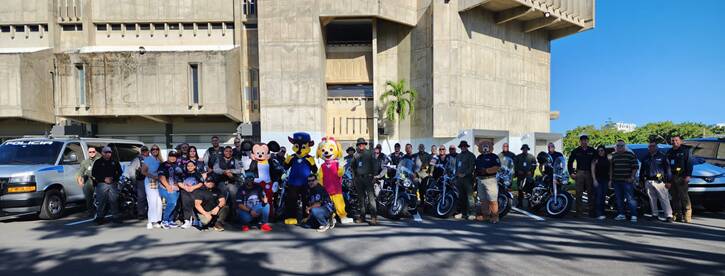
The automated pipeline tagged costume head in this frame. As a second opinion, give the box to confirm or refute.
[252,143,271,162]
[316,136,343,161]
[288,132,314,157]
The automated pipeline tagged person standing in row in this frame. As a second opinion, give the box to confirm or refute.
[352,138,377,225]
[124,146,150,219]
[454,141,476,220]
[641,140,673,222]
[475,141,501,223]
[91,146,123,225]
[515,144,536,208]
[141,145,163,229]
[390,143,403,166]
[610,140,639,222]
[667,135,693,223]
[568,135,597,217]
[158,151,183,228]
[590,145,610,220]
[204,136,225,172]
[498,143,516,164]
[76,146,100,218]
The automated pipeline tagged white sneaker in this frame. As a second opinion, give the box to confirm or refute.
[146,222,153,230]
[614,214,626,221]
[413,213,423,222]
[596,216,606,220]
[453,214,463,219]
[152,222,162,228]
[181,220,192,229]
[630,216,637,223]
[317,225,330,232]
[467,215,477,220]
[340,217,354,224]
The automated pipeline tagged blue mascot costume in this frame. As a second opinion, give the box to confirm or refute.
[283,132,318,224]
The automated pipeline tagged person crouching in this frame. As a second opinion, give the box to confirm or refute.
[194,176,228,231]
[237,176,272,232]
[304,175,336,232]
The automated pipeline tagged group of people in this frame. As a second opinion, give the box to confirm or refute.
[75,132,695,233]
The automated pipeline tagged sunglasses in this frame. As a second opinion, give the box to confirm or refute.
[88,151,96,153]
[151,148,160,151]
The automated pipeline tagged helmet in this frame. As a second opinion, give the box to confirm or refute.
[536,151,552,166]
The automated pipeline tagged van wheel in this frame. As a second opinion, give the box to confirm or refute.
[39,189,65,220]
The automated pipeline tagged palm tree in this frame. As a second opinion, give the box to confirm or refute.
[380,80,417,138]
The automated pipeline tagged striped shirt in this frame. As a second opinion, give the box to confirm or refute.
[611,151,638,182]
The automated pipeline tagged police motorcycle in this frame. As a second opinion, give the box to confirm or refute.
[423,160,459,218]
[117,176,138,219]
[341,161,361,219]
[519,152,573,218]
[376,158,418,220]
[496,156,515,218]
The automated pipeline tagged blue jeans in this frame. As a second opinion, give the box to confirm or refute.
[238,204,270,225]
[593,178,608,217]
[159,188,180,223]
[613,181,637,217]
[309,207,332,227]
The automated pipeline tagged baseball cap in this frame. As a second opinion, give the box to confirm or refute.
[102,146,112,153]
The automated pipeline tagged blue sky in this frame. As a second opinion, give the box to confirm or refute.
[550,0,725,133]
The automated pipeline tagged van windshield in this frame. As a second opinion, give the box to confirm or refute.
[0,141,64,165]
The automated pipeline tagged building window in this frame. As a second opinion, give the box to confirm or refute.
[125,24,136,31]
[243,0,256,15]
[139,23,150,30]
[14,25,25,32]
[28,25,40,32]
[152,23,165,31]
[0,26,10,32]
[169,23,180,31]
[62,24,82,31]
[110,24,121,31]
[189,64,201,106]
[182,23,194,30]
[96,24,107,31]
[223,22,234,30]
[75,64,87,106]
[244,23,257,30]
[199,23,210,30]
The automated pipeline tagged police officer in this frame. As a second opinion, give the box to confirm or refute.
[76,146,100,217]
[641,140,673,222]
[475,141,501,223]
[515,144,537,208]
[352,138,377,225]
[455,140,476,220]
[390,143,403,166]
[498,143,516,163]
[91,146,123,224]
[666,135,693,223]
[567,135,597,217]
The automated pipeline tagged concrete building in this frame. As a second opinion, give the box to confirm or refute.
[0,0,595,154]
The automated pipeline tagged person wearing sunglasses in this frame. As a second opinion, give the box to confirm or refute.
[141,145,164,229]
[611,140,639,222]
[76,146,101,217]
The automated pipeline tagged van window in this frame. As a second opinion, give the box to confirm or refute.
[61,143,85,165]
[110,143,142,162]
[717,143,725,159]
[691,142,718,159]
[0,141,64,165]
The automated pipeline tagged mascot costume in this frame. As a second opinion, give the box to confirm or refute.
[248,142,284,219]
[317,136,354,224]
[283,132,318,225]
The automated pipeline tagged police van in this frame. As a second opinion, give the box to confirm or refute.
[0,136,144,219]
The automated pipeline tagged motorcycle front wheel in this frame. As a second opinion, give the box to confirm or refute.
[545,192,573,218]
[435,192,456,218]
[497,192,512,218]
[387,196,407,220]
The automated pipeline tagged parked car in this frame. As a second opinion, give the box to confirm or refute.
[685,137,725,167]
[609,144,725,212]
[0,136,144,219]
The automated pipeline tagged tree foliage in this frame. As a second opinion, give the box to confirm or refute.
[563,121,722,155]
[380,80,417,122]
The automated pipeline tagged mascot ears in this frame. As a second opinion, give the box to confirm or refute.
[289,132,315,146]
[268,141,281,153]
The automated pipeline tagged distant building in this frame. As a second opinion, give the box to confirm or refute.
[615,122,637,133]
[717,123,725,128]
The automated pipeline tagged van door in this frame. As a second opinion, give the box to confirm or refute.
[59,142,86,201]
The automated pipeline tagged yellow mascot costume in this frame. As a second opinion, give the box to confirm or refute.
[317,136,354,224]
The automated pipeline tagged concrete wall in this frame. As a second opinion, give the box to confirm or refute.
[325,45,373,84]
[0,0,50,24]
[91,0,234,22]
[0,50,54,124]
[319,0,417,27]
[257,0,327,146]
[54,50,242,121]
[432,1,551,138]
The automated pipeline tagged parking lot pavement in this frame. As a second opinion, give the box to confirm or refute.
[1,210,724,276]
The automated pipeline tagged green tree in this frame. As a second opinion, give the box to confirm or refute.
[380,80,417,137]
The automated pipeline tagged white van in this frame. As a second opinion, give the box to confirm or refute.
[0,136,144,219]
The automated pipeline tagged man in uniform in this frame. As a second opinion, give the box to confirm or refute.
[515,144,537,208]
[76,146,100,217]
[390,143,403,166]
[352,138,377,225]
[641,140,673,222]
[454,140,476,220]
[475,141,501,223]
[498,143,516,163]
[666,135,693,223]
[567,135,597,217]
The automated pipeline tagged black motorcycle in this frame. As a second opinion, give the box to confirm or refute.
[342,166,360,219]
[582,183,652,217]
[423,169,459,218]
[495,157,515,218]
[377,160,418,220]
[117,176,138,219]
[520,153,574,218]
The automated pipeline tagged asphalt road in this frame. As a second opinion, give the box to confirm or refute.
[1,209,724,276]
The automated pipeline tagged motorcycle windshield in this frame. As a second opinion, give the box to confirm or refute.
[397,159,415,179]
[497,156,514,185]
[552,156,569,185]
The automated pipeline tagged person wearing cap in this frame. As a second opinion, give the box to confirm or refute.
[236,176,272,232]
[390,143,403,166]
[194,175,228,231]
[475,141,501,223]
[351,138,377,225]
[141,144,164,229]
[567,134,598,217]
[454,140,476,220]
[305,175,336,232]
[76,146,100,217]
[515,144,537,208]
[91,146,123,224]
[373,144,390,180]
[158,150,184,228]
[124,145,150,219]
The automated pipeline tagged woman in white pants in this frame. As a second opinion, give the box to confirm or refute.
[142,145,164,229]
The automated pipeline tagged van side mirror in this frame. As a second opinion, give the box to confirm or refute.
[64,153,78,164]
